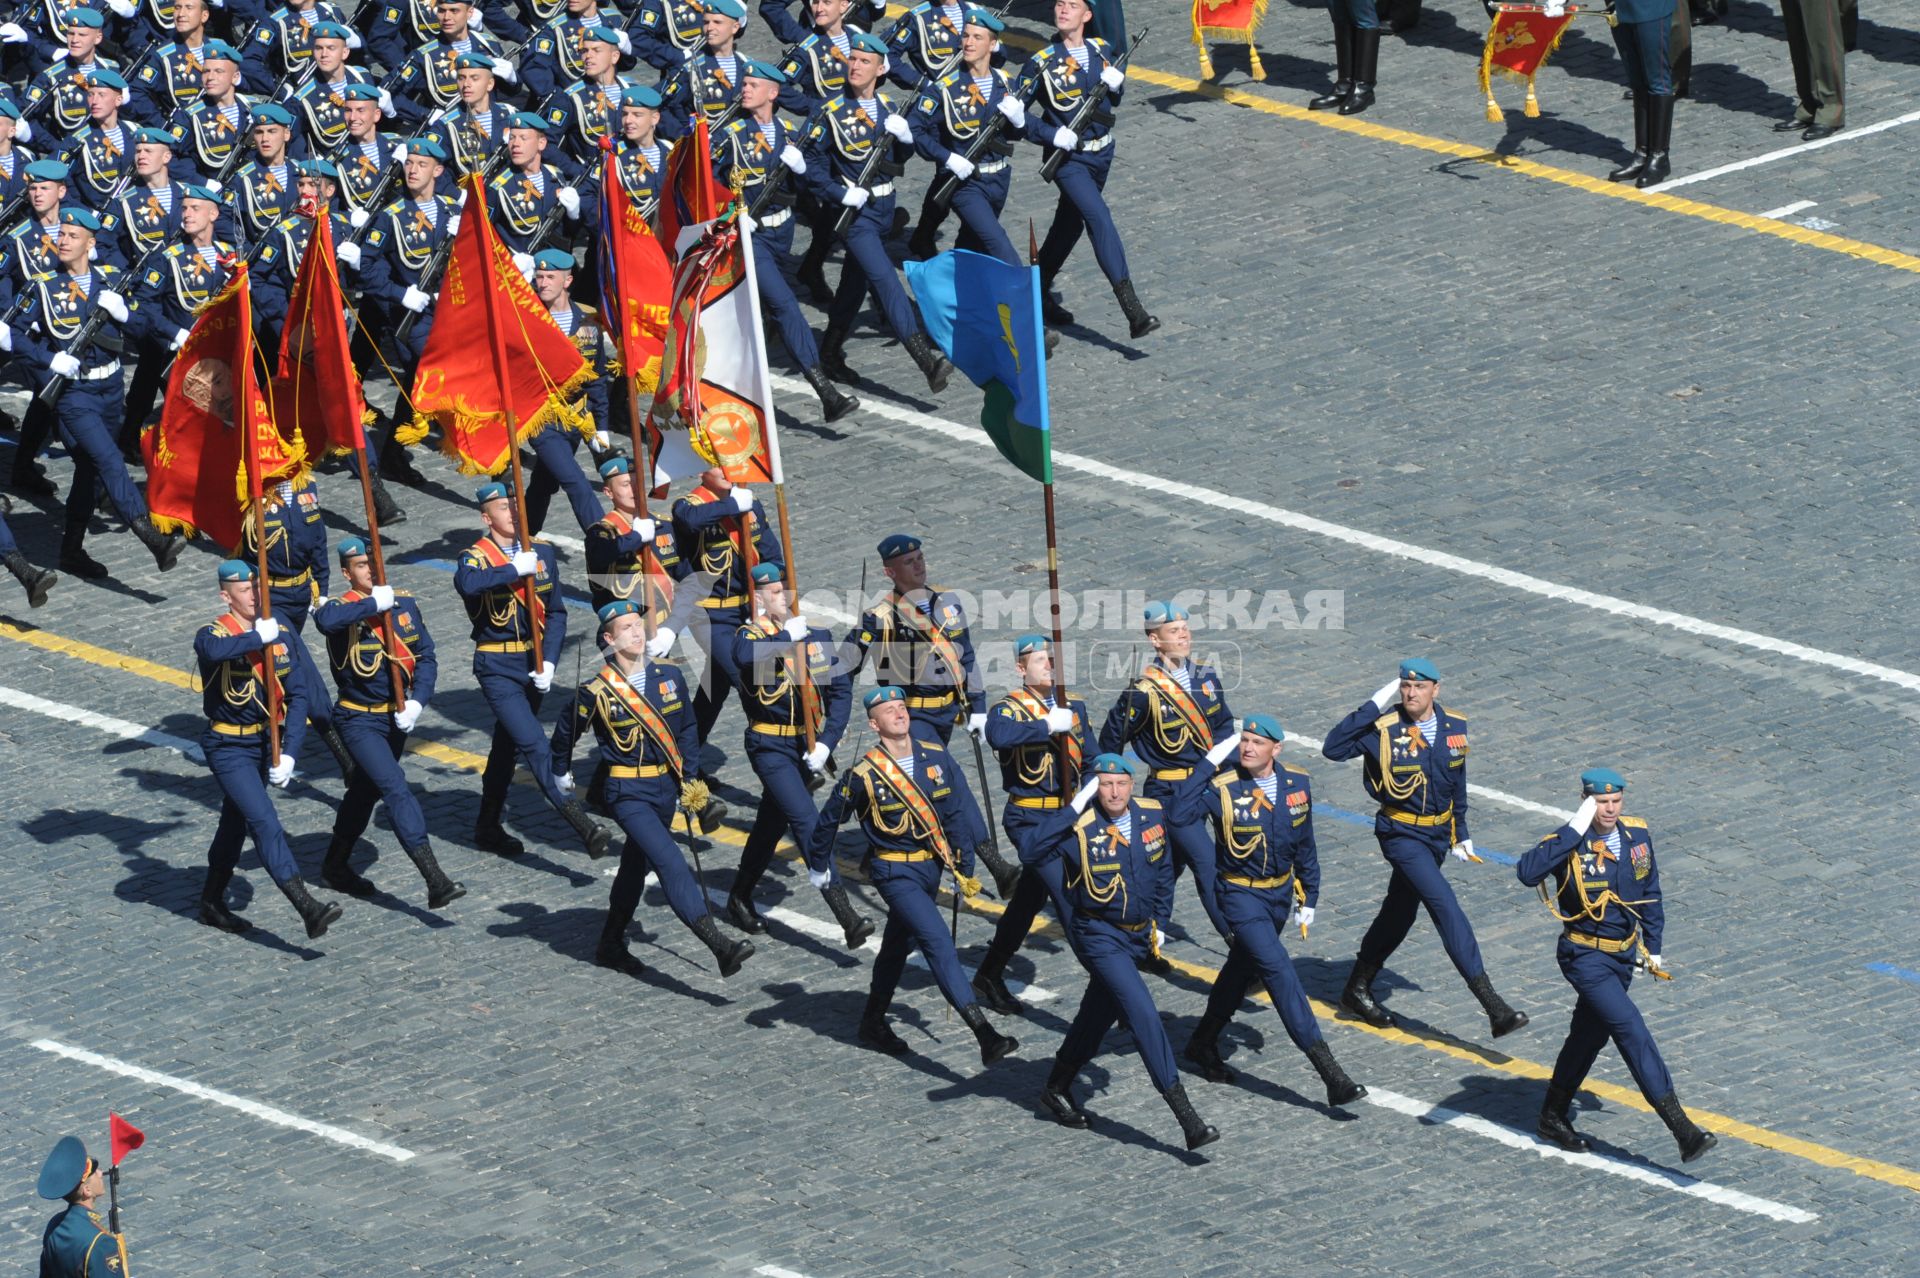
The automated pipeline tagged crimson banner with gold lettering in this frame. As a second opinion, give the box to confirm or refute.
[596,138,673,394]
[271,207,369,458]
[1481,5,1578,122]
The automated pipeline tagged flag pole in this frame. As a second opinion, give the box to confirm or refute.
[1029,225,1072,790]
[239,265,283,767]
[603,139,665,642]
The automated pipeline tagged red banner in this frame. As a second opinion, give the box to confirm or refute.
[1190,0,1268,78]
[597,140,673,394]
[108,1114,145,1168]
[143,265,305,547]
[1481,5,1578,122]
[271,207,369,459]
[659,117,725,259]
[409,174,591,475]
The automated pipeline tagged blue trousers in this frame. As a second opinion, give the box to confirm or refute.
[1144,778,1234,942]
[331,707,428,849]
[54,381,144,543]
[283,613,338,739]
[906,709,992,853]
[1203,883,1323,1053]
[1357,830,1485,981]
[1550,942,1675,1102]
[826,198,922,343]
[982,805,1075,967]
[525,428,606,538]
[1035,150,1130,289]
[867,855,977,1014]
[736,733,839,892]
[0,510,16,557]
[950,170,1017,267]
[1329,0,1380,31]
[475,662,568,813]
[752,217,823,368]
[606,779,710,931]
[1612,17,1673,95]
[689,605,746,745]
[203,734,300,885]
[1057,914,1178,1091]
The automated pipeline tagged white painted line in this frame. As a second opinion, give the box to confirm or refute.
[1650,108,1920,191]
[31,1039,418,1162]
[774,374,1920,697]
[1759,199,1818,220]
[754,1266,815,1278]
[1364,1087,1815,1224]
[1,686,204,762]
[763,904,1056,1002]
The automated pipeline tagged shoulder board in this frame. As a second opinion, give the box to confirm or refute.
[575,302,600,322]
[1619,816,1648,829]
[1072,807,1101,831]
[1209,771,1235,790]
[96,263,119,278]
[1442,706,1467,721]
[1371,711,1399,731]
[1090,36,1113,53]
[937,70,961,88]
[1135,797,1163,810]
[1280,763,1310,779]
[162,242,186,257]
[29,269,54,282]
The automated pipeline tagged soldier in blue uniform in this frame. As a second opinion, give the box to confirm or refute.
[1030,754,1220,1149]
[422,51,510,182]
[881,0,969,94]
[583,453,684,618]
[904,8,1020,263]
[1174,715,1368,1107]
[56,68,136,209]
[486,112,578,255]
[841,532,1007,890]
[1016,0,1158,338]
[221,101,298,243]
[1302,0,1382,116]
[276,21,378,157]
[118,173,220,451]
[0,99,34,207]
[657,0,745,140]
[713,60,858,422]
[248,158,356,355]
[799,33,954,393]
[355,136,455,475]
[239,0,353,89]
[35,1136,129,1278]
[808,684,1020,1066]
[1324,659,1529,1038]
[125,0,214,124]
[1607,0,1677,187]
[1097,600,1236,944]
[523,247,608,534]
[96,126,181,269]
[664,465,782,751]
[1518,768,1716,1161]
[723,559,874,944]
[608,79,668,213]
[194,558,347,938]
[160,39,249,185]
[521,0,627,104]
[7,206,185,577]
[772,0,859,117]
[0,496,59,605]
[330,81,405,219]
[625,0,701,73]
[0,160,69,500]
[454,480,614,858]
[314,537,467,908]
[969,632,1092,1013]
[538,24,627,174]
[388,0,515,130]
[21,9,116,140]
[553,598,751,976]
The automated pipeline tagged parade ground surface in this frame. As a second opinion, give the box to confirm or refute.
[5,0,1919,1272]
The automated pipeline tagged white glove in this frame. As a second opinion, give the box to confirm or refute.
[105,0,135,15]
[369,584,396,611]
[97,289,128,323]
[804,741,830,773]
[882,113,910,142]
[0,21,28,41]
[205,179,222,194]
[1070,776,1099,813]
[335,240,361,269]
[531,660,554,691]
[1370,677,1401,710]
[591,430,611,451]
[630,517,655,541]
[782,615,808,642]
[14,119,29,144]
[267,755,296,786]
[555,770,575,793]
[1051,126,1077,151]
[1449,839,1476,863]
[994,96,1025,127]
[1646,953,1665,974]
[779,143,805,173]
[1100,65,1124,90]
[966,712,988,742]
[253,616,281,645]
[0,322,9,353]
[839,185,868,208]
[171,327,192,350]
[468,5,484,24]
[1043,706,1074,734]
[614,28,632,55]
[556,185,580,218]
[49,351,80,378]
[645,626,676,658]
[942,152,973,180]
[402,284,431,312]
[393,698,423,732]
[348,207,370,229]
[1295,904,1316,930]
[511,251,535,278]
[491,56,518,84]
[1570,795,1598,835]
[1204,731,1242,767]
[378,87,395,117]
[807,866,832,889]
[729,486,753,512]
[510,549,539,576]
[345,29,363,48]
[445,213,461,236]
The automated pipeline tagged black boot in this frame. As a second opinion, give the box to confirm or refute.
[1385,0,1421,32]
[197,867,250,933]
[1111,279,1159,339]
[3,550,56,608]
[975,843,1020,899]
[280,875,344,939]
[1040,1059,1091,1128]
[1537,1083,1590,1152]
[906,224,938,260]
[725,888,765,934]
[320,831,377,897]
[9,461,56,497]
[801,365,860,422]
[401,838,464,908]
[595,912,646,976]
[691,913,755,978]
[1041,294,1074,327]
[818,326,858,383]
[1339,29,1380,114]
[970,952,1024,1016]
[558,795,613,859]
[1651,1091,1717,1162]
[366,468,408,527]
[1467,971,1529,1037]
[902,333,953,393]
[1182,1012,1236,1084]
[1308,20,1354,110]
[1608,92,1651,182]
[1304,1040,1367,1107]
[473,799,524,856]
[959,1003,1017,1066]
[1162,1082,1221,1150]
[129,515,185,572]
[380,422,427,489]
[58,519,108,580]
[821,882,874,948]
[858,990,909,1054]
[1636,93,1674,188]
[1340,956,1394,1027]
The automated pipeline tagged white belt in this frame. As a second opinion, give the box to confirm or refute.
[758,207,791,227]
[868,182,893,196]
[976,159,1009,174]
[1078,135,1113,153]
[80,361,123,381]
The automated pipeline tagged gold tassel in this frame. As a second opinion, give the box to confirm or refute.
[1247,43,1265,79]
[1196,45,1214,79]
[395,414,430,448]
[1524,81,1540,117]
[1486,94,1505,123]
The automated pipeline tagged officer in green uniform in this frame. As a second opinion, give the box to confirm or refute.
[1778,0,1853,139]
[36,1137,128,1278]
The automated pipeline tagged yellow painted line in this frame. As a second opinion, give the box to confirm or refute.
[8,615,1917,1195]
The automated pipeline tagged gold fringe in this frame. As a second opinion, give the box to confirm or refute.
[394,414,431,448]
[431,360,599,477]
[1481,8,1575,121]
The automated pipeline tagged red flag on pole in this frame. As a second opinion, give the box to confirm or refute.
[658,117,725,260]
[109,1114,145,1167]
[270,207,369,458]
[596,139,673,395]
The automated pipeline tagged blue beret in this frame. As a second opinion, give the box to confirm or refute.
[1581,767,1626,796]
[37,1137,90,1201]
[749,561,783,584]
[0,98,19,119]
[506,110,549,132]
[1014,633,1050,656]
[597,454,632,478]
[308,19,352,39]
[863,686,905,710]
[63,6,104,26]
[25,159,69,182]
[1142,600,1189,628]
[876,532,919,560]
[59,206,101,231]
[251,103,294,126]
[1241,713,1284,743]
[580,22,625,43]
[475,481,510,504]
[453,51,498,69]
[84,67,127,90]
[702,0,745,17]
[619,80,663,107]
[180,182,219,203]
[965,7,1005,30]
[740,58,787,84]
[598,599,643,626]
[847,30,889,55]
[1398,657,1440,683]
[298,158,339,180]
[336,535,370,563]
[199,39,241,62]
[406,136,448,161]
[217,558,256,582]
[1090,753,1131,775]
[133,126,176,146]
[531,247,573,270]
[339,82,382,100]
